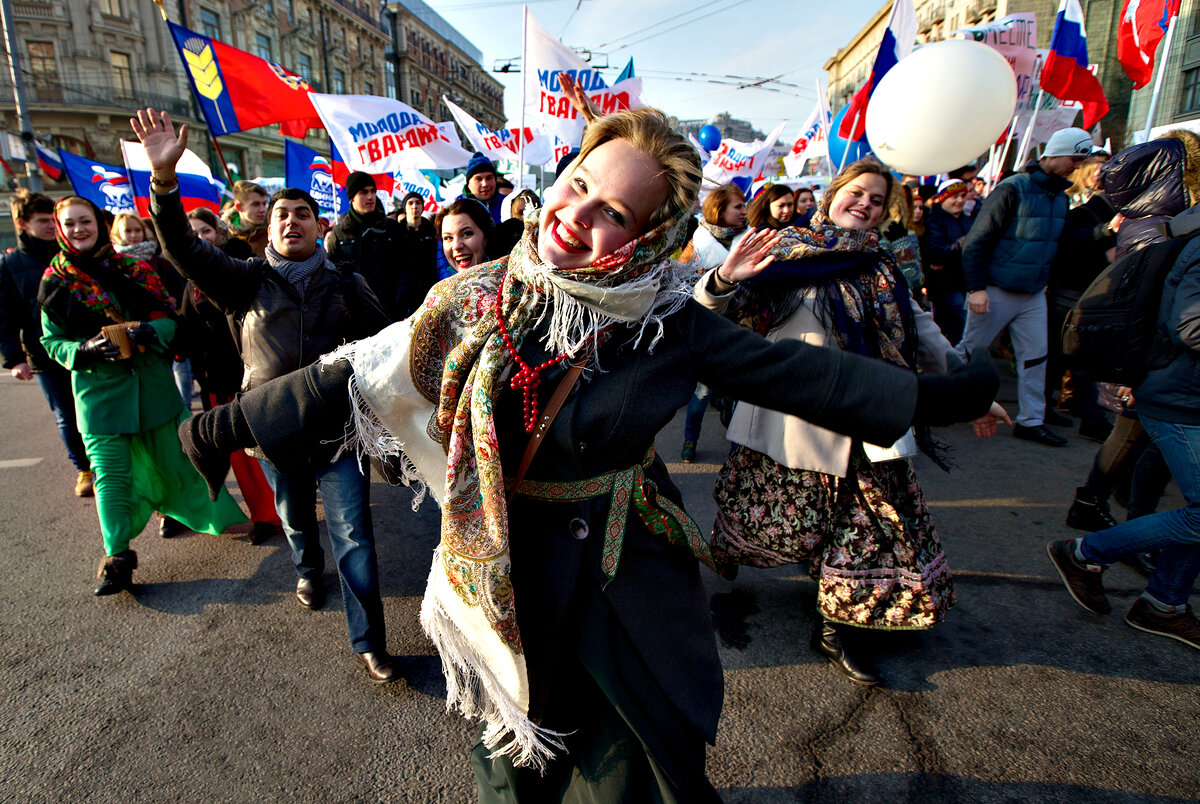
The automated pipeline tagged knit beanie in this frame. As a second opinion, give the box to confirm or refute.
[465,152,497,182]
[933,179,967,204]
[346,171,376,198]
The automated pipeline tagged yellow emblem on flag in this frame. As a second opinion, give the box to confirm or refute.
[182,37,227,130]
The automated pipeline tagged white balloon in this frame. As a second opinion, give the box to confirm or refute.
[865,40,1017,176]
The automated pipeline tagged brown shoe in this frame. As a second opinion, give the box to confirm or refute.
[355,651,401,683]
[1047,539,1111,614]
[75,471,94,497]
[296,577,324,610]
[1125,599,1200,650]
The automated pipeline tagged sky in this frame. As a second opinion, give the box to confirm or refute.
[425,0,885,145]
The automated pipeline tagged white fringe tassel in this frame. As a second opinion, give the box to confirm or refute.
[420,554,568,772]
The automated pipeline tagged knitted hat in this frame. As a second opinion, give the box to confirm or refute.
[401,191,426,213]
[1041,128,1093,159]
[933,179,968,204]
[346,171,376,198]
[465,152,497,182]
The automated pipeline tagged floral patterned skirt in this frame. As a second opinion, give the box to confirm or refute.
[712,445,955,630]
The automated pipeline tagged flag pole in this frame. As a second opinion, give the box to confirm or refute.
[817,78,834,179]
[1015,88,1043,169]
[209,133,235,188]
[1142,13,1179,142]
[518,5,528,189]
[995,112,1019,189]
[838,111,859,175]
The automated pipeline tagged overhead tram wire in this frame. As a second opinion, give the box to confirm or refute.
[610,0,746,50]
[595,0,731,49]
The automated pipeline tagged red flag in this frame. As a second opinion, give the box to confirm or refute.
[168,21,322,138]
[1117,0,1179,90]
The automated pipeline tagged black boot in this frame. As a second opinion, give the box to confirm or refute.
[94,550,137,596]
[1066,487,1118,531]
[813,620,880,687]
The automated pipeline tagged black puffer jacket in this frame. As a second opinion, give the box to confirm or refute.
[1100,130,1200,258]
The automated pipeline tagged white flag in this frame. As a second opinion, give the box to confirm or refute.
[309,93,471,173]
[391,168,443,216]
[443,96,553,166]
[522,10,643,147]
[704,121,787,186]
[783,100,832,175]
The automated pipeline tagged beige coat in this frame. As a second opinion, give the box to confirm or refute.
[694,266,954,478]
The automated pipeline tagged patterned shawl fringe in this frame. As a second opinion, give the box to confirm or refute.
[322,346,430,511]
[420,547,569,772]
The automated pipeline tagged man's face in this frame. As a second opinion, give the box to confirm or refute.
[405,197,423,219]
[351,187,376,215]
[268,198,319,260]
[19,211,56,241]
[1042,155,1085,178]
[236,192,269,226]
[468,171,496,202]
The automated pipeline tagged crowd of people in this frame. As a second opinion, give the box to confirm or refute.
[0,84,1195,799]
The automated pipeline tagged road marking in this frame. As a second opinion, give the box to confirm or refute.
[0,458,43,468]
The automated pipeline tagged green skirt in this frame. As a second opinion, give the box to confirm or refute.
[82,410,246,555]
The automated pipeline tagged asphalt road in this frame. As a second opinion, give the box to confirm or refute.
[0,371,1197,803]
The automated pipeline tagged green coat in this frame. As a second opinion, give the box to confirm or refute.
[40,313,182,435]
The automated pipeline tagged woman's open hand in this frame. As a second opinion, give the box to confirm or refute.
[559,73,600,125]
[973,401,1013,438]
[718,228,783,285]
[129,108,188,179]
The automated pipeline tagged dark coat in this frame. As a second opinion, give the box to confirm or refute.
[0,233,59,371]
[1049,193,1117,296]
[151,189,390,393]
[330,212,438,321]
[1101,132,1200,259]
[921,206,974,295]
[236,297,918,746]
[962,165,1070,293]
[1136,236,1200,425]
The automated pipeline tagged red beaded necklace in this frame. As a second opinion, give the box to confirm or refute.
[493,288,573,433]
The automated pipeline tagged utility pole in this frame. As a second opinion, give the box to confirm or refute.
[0,0,42,191]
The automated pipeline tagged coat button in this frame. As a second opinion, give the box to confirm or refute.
[568,518,589,540]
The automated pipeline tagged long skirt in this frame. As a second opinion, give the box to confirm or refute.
[82,410,247,555]
[471,581,721,803]
[712,446,955,630]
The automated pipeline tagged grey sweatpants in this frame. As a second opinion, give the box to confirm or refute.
[953,285,1047,427]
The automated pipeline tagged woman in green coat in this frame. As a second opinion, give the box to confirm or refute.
[38,197,244,595]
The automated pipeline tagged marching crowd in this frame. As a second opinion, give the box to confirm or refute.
[0,87,1197,799]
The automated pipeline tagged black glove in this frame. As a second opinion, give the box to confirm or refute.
[126,322,158,347]
[178,399,256,501]
[77,333,121,365]
[914,351,998,426]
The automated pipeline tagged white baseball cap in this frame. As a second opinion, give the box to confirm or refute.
[1041,128,1093,159]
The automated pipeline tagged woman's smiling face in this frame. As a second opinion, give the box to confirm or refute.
[828,173,888,231]
[58,203,99,252]
[537,138,667,269]
[441,213,487,271]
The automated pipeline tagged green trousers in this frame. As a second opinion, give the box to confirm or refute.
[82,411,246,555]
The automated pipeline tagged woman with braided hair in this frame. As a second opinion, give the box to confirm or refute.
[38,197,244,596]
[149,85,999,799]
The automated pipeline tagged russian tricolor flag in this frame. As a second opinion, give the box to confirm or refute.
[1041,0,1109,129]
[837,0,916,142]
[119,140,221,217]
[35,142,63,181]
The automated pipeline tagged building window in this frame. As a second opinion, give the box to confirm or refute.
[100,0,121,14]
[280,0,293,23]
[262,152,285,178]
[199,8,221,40]
[255,33,273,61]
[364,82,373,95]
[27,41,60,101]
[1182,68,1200,114]
[296,52,313,81]
[333,69,345,94]
[110,51,133,95]
[385,67,396,99]
[411,89,421,106]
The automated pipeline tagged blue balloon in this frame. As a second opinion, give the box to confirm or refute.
[697,124,722,152]
[827,104,873,171]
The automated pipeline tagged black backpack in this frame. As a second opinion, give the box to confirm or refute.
[1061,235,1196,385]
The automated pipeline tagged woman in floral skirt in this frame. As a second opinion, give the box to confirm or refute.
[695,160,1009,686]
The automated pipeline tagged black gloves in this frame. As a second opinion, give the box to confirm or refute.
[178,398,257,501]
[914,351,998,426]
[77,333,121,365]
[125,322,158,347]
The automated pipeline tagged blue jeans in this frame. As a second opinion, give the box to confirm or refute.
[36,365,89,472]
[683,383,710,444]
[258,454,386,653]
[1080,414,1200,606]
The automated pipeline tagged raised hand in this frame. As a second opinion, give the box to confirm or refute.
[559,72,600,125]
[129,108,188,178]
[718,228,784,285]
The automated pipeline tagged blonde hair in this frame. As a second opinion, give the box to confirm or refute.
[570,108,702,232]
[110,212,151,246]
[1068,155,1106,198]
[701,184,744,227]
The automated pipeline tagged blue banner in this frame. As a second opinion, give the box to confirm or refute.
[59,150,136,215]
[285,140,337,219]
